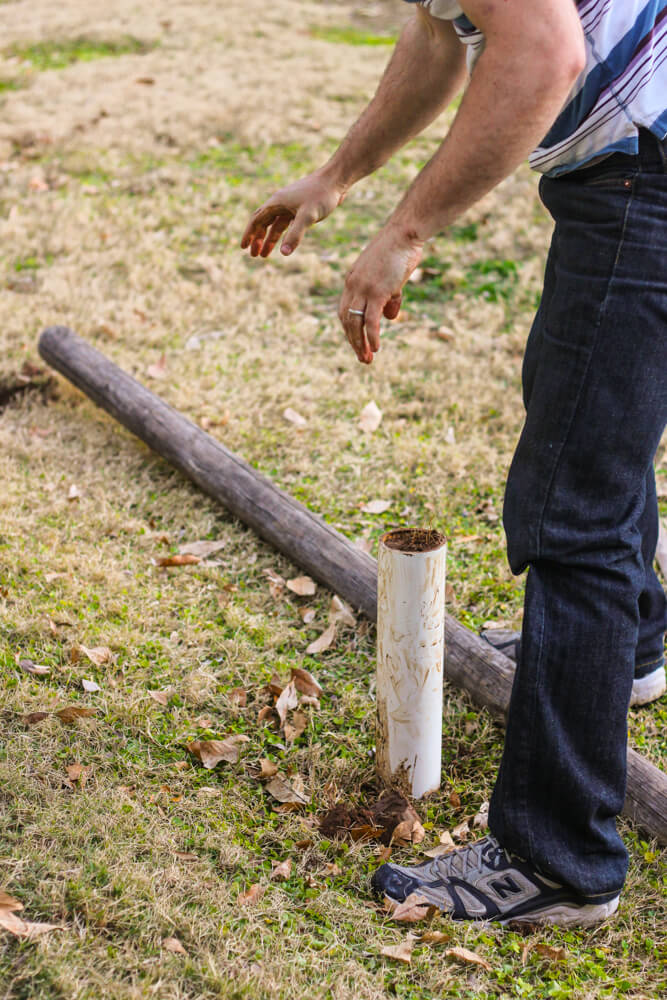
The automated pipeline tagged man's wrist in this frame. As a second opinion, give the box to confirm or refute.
[317,158,355,202]
[384,213,427,254]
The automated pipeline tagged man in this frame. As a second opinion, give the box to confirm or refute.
[242,0,667,926]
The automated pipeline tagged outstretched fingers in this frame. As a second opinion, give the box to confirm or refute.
[260,214,291,258]
[241,203,284,255]
[280,206,316,256]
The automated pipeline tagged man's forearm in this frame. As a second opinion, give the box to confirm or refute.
[388,5,585,243]
[321,11,466,192]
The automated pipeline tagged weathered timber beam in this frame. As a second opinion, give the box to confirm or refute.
[38,326,667,844]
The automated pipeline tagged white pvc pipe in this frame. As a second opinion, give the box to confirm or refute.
[376,528,447,799]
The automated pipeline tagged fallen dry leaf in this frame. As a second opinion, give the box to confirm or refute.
[286,575,317,596]
[299,606,316,624]
[299,694,320,709]
[284,710,307,743]
[186,736,250,768]
[82,678,100,693]
[380,938,415,964]
[290,666,323,699]
[158,553,200,567]
[268,674,284,697]
[28,175,49,193]
[283,407,307,428]
[147,356,168,379]
[534,943,568,962]
[323,862,342,876]
[238,884,264,906]
[275,680,298,727]
[392,819,426,846]
[329,595,356,628]
[271,858,292,881]
[162,936,187,955]
[78,645,112,667]
[473,801,489,830]
[451,820,470,841]
[0,893,60,938]
[67,484,81,501]
[359,401,382,433]
[148,688,171,706]
[423,843,456,859]
[55,707,96,724]
[376,846,393,863]
[361,499,391,515]
[265,774,309,805]
[259,759,278,779]
[228,687,247,707]
[421,930,451,945]
[306,623,336,655]
[173,851,197,861]
[65,763,89,787]
[350,824,385,843]
[178,539,226,558]
[445,946,492,972]
[389,892,438,924]
[264,568,286,599]
[257,705,274,724]
[23,711,49,726]
[19,659,50,676]
[433,325,455,342]
[448,790,462,809]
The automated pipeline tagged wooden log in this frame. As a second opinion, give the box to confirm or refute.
[38,325,667,844]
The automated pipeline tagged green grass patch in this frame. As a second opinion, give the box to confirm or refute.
[310,26,397,47]
[0,77,22,93]
[7,36,154,71]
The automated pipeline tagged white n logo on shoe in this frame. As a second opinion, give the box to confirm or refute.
[477,870,541,906]
[489,875,522,899]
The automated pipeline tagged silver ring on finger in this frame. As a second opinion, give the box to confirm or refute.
[348,308,365,317]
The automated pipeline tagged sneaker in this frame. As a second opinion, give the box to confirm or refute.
[631,657,667,706]
[371,835,620,928]
[481,629,666,707]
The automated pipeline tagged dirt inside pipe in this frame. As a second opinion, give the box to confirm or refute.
[381,528,446,554]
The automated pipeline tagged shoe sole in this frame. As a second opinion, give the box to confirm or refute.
[630,665,666,707]
[500,894,620,928]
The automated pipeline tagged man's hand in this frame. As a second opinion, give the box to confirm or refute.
[339,227,423,365]
[241,171,344,258]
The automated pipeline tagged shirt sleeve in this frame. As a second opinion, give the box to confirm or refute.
[416,0,464,19]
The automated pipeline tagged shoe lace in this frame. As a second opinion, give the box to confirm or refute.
[436,835,509,880]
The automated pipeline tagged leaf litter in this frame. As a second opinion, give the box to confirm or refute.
[19,659,50,676]
[186,735,250,768]
[0,891,61,939]
[358,401,382,433]
[306,623,336,655]
[286,575,317,596]
[178,539,226,558]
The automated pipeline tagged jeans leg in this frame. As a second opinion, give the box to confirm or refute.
[636,468,667,672]
[489,162,667,896]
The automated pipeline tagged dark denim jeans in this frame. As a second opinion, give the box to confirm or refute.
[489,130,667,897]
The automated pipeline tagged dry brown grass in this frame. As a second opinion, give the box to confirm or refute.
[1,2,665,998]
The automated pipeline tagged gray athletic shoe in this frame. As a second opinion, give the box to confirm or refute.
[371,835,620,928]
[481,630,666,707]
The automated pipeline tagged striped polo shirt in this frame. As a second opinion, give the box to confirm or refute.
[402,1,667,176]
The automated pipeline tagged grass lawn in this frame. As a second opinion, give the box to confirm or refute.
[0,1,665,997]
